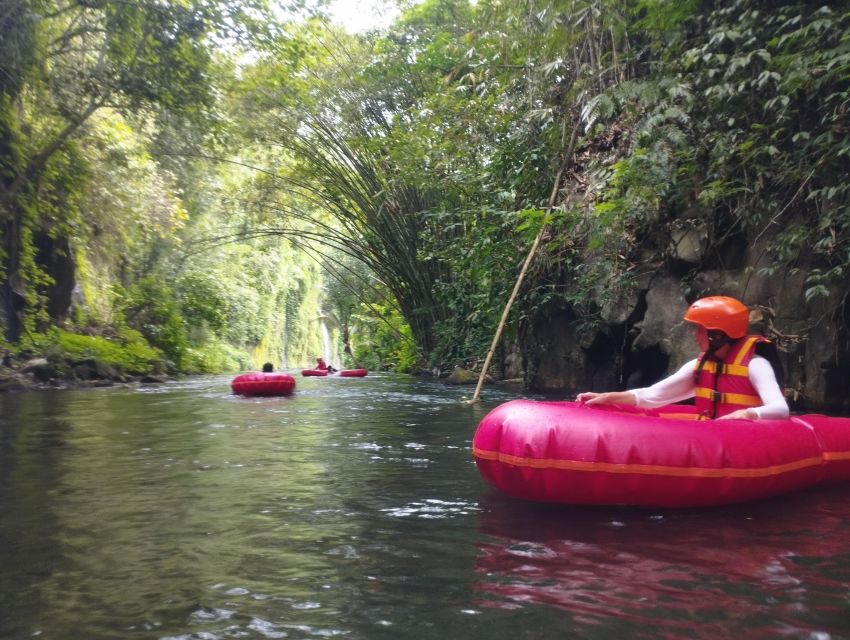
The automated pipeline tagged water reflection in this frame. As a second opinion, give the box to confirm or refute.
[2,377,850,640]
[474,486,850,638]
[0,375,519,639]
[0,392,78,639]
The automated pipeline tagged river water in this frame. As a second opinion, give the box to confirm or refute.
[1,373,849,640]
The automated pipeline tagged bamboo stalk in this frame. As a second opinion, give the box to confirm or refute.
[466,162,568,404]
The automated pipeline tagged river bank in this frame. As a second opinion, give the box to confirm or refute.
[0,356,169,392]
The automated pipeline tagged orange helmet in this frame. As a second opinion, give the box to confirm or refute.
[683,296,749,339]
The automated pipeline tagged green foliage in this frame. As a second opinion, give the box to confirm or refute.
[176,272,229,338]
[0,0,270,343]
[119,277,189,371]
[0,0,38,96]
[184,340,249,374]
[351,301,418,373]
[422,206,527,365]
[29,327,163,375]
[567,0,850,327]
[6,0,850,384]
[673,2,850,295]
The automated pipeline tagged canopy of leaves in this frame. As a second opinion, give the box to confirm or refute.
[4,0,850,383]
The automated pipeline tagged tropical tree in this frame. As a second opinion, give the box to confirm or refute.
[0,0,268,341]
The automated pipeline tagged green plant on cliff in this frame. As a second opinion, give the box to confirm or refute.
[586,2,850,301]
[693,2,850,304]
[118,277,188,371]
[28,328,163,376]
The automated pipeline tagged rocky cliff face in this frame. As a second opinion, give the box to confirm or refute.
[522,225,850,413]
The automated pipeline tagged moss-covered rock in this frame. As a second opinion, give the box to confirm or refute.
[445,366,489,385]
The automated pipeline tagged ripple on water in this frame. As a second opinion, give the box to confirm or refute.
[382,498,480,519]
[279,623,348,637]
[351,441,383,451]
[248,617,289,638]
[326,544,360,559]
[189,607,234,622]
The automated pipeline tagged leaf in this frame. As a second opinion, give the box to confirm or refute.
[804,285,829,304]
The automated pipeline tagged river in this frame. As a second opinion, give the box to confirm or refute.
[1,373,849,639]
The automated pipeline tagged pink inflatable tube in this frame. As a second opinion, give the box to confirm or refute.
[231,372,296,396]
[301,368,368,377]
[338,368,368,377]
[472,400,850,508]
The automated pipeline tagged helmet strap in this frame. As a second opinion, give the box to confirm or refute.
[692,331,730,385]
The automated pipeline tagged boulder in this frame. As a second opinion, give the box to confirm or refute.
[20,358,49,372]
[445,366,485,385]
[631,276,692,371]
[0,371,30,392]
[72,358,119,380]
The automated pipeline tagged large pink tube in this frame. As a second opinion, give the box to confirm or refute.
[473,400,850,507]
[231,372,296,396]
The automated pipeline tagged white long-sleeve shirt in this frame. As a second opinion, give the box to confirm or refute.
[630,356,789,419]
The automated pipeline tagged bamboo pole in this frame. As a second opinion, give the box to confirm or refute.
[465,163,567,404]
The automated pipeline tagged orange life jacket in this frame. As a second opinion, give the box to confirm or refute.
[693,335,772,419]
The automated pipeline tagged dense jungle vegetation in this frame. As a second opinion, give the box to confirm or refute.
[1,0,849,390]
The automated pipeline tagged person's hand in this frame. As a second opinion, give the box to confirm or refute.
[717,408,758,420]
[577,391,636,407]
[576,391,619,404]
[577,392,605,405]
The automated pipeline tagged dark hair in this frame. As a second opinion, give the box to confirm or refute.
[692,330,732,385]
[261,362,274,372]
[707,329,731,349]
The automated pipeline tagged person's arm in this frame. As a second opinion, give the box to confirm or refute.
[629,360,698,408]
[717,356,789,420]
[577,360,698,408]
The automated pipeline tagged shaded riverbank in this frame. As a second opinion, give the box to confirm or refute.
[0,359,168,393]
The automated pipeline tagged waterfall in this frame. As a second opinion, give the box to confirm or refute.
[318,315,341,366]
[320,320,332,363]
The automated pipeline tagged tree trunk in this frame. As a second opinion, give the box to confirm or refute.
[1,213,26,342]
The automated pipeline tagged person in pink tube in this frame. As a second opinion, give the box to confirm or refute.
[316,357,337,373]
[577,296,788,420]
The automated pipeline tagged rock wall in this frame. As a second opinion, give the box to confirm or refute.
[523,232,850,413]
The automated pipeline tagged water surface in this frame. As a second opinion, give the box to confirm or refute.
[1,374,849,639]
